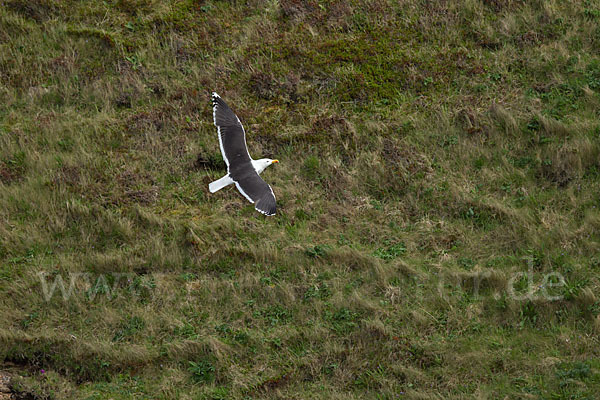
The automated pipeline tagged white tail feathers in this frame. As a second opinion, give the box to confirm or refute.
[209,175,234,193]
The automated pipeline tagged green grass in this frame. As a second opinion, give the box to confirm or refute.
[1,0,600,398]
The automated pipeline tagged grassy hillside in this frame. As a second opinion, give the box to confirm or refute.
[1,0,600,398]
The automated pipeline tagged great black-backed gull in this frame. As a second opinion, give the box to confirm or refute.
[208,92,278,216]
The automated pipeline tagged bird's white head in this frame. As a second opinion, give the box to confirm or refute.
[252,158,279,174]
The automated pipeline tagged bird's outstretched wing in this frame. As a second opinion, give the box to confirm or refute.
[211,92,277,216]
[211,92,252,177]
[235,172,277,216]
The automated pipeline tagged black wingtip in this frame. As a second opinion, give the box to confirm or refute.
[211,92,220,107]
[257,209,276,216]
[255,198,276,216]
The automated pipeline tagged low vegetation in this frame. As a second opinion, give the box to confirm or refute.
[1,0,599,398]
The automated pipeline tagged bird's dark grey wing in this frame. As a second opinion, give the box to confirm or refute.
[234,171,277,216]
[211,92,252,176]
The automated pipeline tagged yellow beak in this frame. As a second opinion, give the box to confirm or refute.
[272,159,279,164]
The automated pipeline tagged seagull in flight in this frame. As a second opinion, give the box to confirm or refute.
[208,92,278,216]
